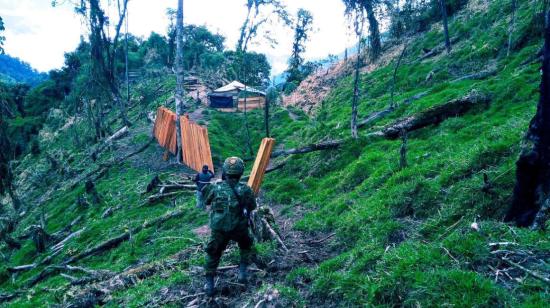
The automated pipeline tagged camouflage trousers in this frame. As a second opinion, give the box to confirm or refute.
[204,227,254,276]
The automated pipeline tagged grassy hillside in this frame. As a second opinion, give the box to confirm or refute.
[1,0,548,306]
[261,0,549,305]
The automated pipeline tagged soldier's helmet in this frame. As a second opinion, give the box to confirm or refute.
[223,157,245,176]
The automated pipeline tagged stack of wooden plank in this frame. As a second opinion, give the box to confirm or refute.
[237,96,265,112]
[179,115,214,172]
[153,107,177,154]
[247,138,276,195]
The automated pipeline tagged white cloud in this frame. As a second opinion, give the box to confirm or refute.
[0,0,356,75]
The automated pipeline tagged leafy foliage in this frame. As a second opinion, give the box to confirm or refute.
[0,54,47,85]
[286,9,314,85]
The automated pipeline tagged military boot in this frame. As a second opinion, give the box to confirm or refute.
[204,274,215,297]
[238,262,248,284]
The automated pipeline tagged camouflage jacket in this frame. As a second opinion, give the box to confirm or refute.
[203,180,256,232]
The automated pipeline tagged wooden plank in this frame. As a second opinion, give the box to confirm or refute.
[201,127,214,172]
[178,115,214,173]
[247,138,275,195]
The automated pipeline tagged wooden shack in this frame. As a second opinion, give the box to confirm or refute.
[208,81,266,112]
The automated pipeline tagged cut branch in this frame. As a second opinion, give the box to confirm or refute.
[261,217,288,252]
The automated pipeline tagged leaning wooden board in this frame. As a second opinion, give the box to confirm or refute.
[247,138,276,195]
[153,107,177,154]
[179,115,214,172]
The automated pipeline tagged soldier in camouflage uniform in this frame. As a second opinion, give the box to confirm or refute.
[202,157,256,296]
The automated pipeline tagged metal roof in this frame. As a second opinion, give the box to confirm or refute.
[212,81,266,96]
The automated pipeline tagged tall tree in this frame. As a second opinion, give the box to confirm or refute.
[0,16,5,54]
[506,9,550,229]
[236,0,291,53]
[174,0,186,163]
[342,0,382,61]
[58,0,131,133]
[286,8,314,84]
[439,0,451,53]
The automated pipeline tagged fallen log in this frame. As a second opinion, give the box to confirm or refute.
[403,91,429,105]
[50,228,85,253]
[242,159,289,181]
[357,91,430,130]
[148,190,191,203]
[90,126,129,161]
[357,107,395,129]
[271,140,343,158]
[7,263,37,273]
[451,68,498,83]
[418,36,460,61]
[368,90,490,139]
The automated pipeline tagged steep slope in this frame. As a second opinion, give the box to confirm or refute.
[265,0,549,306]
[1,0,548,307]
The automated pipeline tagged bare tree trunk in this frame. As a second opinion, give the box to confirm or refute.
[507,0,517,57]
[265,90,270,138]
[124,3,130,107]
[174,0,185,163]
[111,0,130,127]
[400,130,408,169]
[439,0,452,53]
[236,4,253,52]
[351,37,362,139]
[391,44,408,108]
[242,85,254,156]
[506,10,550,229]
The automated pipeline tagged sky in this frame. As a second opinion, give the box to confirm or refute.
[0,0,357,75]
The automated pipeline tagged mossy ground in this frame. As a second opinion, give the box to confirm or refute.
[1,0,549,306]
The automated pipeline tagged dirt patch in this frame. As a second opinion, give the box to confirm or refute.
[283,41,410,115]
[144,200,341,307]
[193,224,211,238]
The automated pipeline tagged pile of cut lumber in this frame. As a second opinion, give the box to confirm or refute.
[180,115,214,172]
[248,138,275,195]
[153,107,177,154]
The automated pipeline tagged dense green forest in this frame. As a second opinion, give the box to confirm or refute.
[0,54,47,85]
[0,0,548,307]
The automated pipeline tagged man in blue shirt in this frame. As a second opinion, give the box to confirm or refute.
[194,165,214,209]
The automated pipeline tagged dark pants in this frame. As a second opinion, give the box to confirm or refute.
[204,227,254,275]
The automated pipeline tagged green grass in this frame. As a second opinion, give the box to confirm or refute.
[1,0,549,306]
